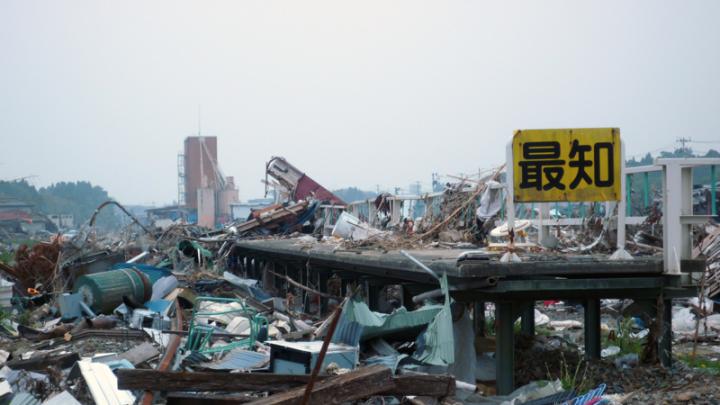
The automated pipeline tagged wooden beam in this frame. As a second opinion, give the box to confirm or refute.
[248,365,394,405]
[140,298,183,405]
[6,352,79,371]
[117,370,317,392]
[384,374,455,398]
[166,393,255,404]
[117,369,455,399]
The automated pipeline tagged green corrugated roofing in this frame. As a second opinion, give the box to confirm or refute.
[412,273,455,366]
[342,297,442,340]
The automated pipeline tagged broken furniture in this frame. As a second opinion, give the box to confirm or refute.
[185,296,268,354]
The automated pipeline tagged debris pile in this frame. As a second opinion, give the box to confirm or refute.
[0,157,716,404]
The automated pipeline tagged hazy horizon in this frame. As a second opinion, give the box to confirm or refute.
[2,1,720,206]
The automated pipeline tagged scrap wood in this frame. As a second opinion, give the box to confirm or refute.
[383,374,455,398]
[6,351,79,371]
[116,370,455,398]
[68,316,117,335]
[166,393,256,404]
[31,329,150,350]
[18,323,73,341]
[414,164,505,242]
[300,295,345,405]
[160,329,251,340]
[248,364,394,405]
[234,201,309,234]
[139,298,183,405]
[117,370,318,392]
[22,316,118,342]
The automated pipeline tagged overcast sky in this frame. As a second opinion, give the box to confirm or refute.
[2,1,719,205]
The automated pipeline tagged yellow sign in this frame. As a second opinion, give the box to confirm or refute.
[512,128,621,202]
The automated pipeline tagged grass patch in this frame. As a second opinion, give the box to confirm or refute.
[546,352,591,393]
[679,355,720,375]
[0,250,13,266]
[602,316,645,356]
[485,317,495,335]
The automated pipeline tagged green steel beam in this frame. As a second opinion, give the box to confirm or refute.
[712,165,717,216]
[626,174,632,216]
[520,301,535,337]
[643,172,650,210]
[488,277,666,293]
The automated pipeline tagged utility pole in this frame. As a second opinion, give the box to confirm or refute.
[677,137,692,154]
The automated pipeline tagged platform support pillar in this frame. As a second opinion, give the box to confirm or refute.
[584,298,601,360]
[520,301,535,337]
[474,301,486,336]
[659,297,673,367]
[496,301,515,395]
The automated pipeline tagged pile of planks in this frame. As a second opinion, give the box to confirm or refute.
[118,365,456,405]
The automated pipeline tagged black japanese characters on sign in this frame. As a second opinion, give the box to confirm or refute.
[512,129,620,202]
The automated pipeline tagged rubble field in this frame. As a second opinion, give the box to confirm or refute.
[0,172,719,405]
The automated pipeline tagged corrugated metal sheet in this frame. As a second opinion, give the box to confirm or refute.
[364,354,408,373]
[199,349,269,371]
[294,174,345,205]
[332,317,364,346]
[8,393,39,405]
[78,360,135,405]
[336,297,442,341]
[42,391,82,405]
[412,274,454,366]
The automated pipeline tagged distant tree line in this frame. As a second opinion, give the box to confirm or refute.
[626,148,720,186]
[0,180,119,229]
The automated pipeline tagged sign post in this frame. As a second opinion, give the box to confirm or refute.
[505,128,630,261]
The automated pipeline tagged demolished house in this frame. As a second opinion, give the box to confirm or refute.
[0,143,719,405]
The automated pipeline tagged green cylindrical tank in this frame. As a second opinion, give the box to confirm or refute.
[73,268,152,314]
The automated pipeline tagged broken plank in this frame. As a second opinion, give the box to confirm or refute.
[384,374,455,398]
[6,351,79,371]
[117,369,317,392]
[248,365,393,405]
[166,393,255,404]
